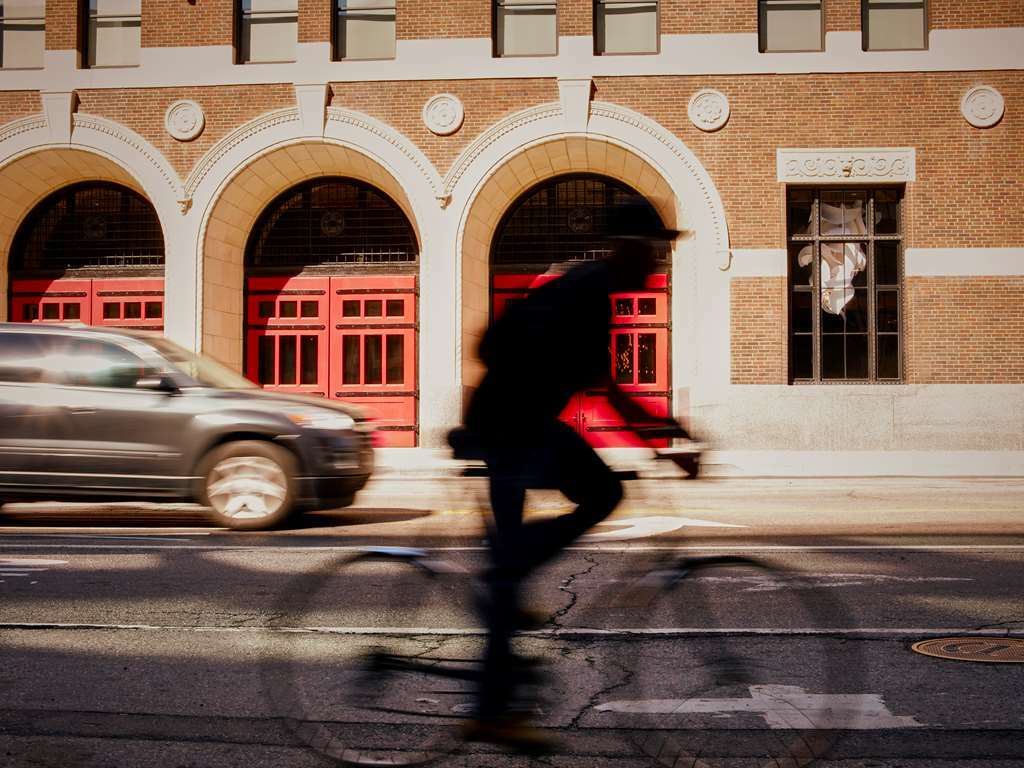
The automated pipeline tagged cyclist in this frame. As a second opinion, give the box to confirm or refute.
[454,197,690,749]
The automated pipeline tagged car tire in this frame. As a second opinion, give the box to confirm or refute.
[198,441,298,531]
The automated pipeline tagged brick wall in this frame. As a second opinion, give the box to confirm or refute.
[330,78,558,176]
[0,92,42,125]
[396,0,490,39]
[76,85,295,178]
[906,277,1024,383]
[825,0,861,31]
[930,0,1024,29]
[141,0,235,47]
[593,70,1023,250]
[45,0,78,50]
[559,0,591,36]
[660,0,755,34]
[298,0,331,44]
[730,277,788,384]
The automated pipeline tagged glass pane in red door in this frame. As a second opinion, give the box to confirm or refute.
[614,334,634,384]
[386,335,404,384]
[258,336,275,384]
[364,335,382,384]
[342,336,359,384]
[638,333,656,384]
[279,337,297,385]
[300,336,318,385]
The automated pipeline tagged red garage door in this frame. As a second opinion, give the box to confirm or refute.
[11,277,164,331]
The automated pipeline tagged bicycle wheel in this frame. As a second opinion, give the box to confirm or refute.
[263,547,485,766]
[582,555,867,768]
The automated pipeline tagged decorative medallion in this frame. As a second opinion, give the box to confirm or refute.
[82,215,107,241]
[960,86,1004,129]
[164,99,205,141]
[567,207,594,234]
[422,94,465,136]
[687,89,730,132]
[320,210,347,237]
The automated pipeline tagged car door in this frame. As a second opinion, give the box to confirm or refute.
[45,335,195,494]
[0,331,74,486]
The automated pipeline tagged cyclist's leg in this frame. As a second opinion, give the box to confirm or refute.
[516,421,623,572]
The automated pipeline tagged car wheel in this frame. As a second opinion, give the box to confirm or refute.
[199,441,297,531]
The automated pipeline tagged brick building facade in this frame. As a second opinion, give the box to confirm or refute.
[1,1,1021,472]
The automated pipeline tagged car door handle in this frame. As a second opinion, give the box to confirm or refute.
[70,408,96,415]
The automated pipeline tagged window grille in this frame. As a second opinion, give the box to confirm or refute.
[862,0,926,50]
[595,0,658,55]
[758,0,823,52]
[335,0,395,60]
[238,0,297,63]
[1,0,44,69]
[246,178,418,269]
[491,174,669,271]
[494,0,556,57]
[85,0,141,67]
[11,183,165,273]
[788,188,903,383]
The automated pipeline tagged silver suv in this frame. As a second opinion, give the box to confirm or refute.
[0,323,373,530]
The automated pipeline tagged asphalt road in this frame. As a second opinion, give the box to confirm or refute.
[1,477,1023,767]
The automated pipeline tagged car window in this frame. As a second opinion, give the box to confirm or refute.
[0,332,66,384]
[53,337,155,389]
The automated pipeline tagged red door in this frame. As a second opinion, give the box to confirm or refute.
[245,275,418,446]
[11,277,164,331]
[491,272,671,447]
[245,275,330,398]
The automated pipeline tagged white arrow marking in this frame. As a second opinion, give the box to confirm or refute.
[596,684,924,729]
[581,515,744,541]
[693,573,973,593]
[0,558,68,581]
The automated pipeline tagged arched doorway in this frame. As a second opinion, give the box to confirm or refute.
[9,182,166,328]
[244,177,420,446]
[490,173,671,447]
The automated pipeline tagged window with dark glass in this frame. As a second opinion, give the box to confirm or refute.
[862,0,926,51]
[595,0,658,54]
[494,0,556,57]
[788,188,903,383]
[758,0,823,52]
[238,0,297,63]
[335,0,395,60]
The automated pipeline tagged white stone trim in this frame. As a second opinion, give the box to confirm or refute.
[687,89,729,132]
[725,249,788,277]
[778,147,916,183]
[164,99,205,141]
[557,77,592,133]
[960,85,1005,128]
[40,91,76,143]
[294,83,329,137]
[905,248,1024,277]
[8,28,1022,90]
[422,93,465,136]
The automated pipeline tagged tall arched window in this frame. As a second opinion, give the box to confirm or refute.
[246,177,417,270]
[11,182,164,274]
[491,173,668,271]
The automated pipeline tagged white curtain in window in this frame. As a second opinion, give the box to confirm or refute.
[867,0,926,50]
[1,0,45,69]
[336,0,395,60]
[89,0,140,67]
[761,0,821,52]
[496,0,556,56]
[797,199,867,315]
[241,0,297,63]
[596,0,657,54]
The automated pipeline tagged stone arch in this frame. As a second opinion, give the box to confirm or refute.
[197,139,428,373]
[446,101,730,410]
[0,114,182,325]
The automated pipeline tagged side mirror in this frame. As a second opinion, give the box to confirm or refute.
[136,371,179,393]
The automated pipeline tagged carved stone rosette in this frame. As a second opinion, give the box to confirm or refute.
[422,94,464,136]
[960,86,1005,129]
[165,99,205,141]
[687,89,730,132]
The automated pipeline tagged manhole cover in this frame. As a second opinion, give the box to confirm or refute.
[912,637,1024,663]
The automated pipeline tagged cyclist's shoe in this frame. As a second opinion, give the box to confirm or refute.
[461,715,559,755]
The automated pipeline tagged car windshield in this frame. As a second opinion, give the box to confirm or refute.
[147,337,256,389]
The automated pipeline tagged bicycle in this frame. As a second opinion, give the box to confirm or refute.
[263,441,865,767]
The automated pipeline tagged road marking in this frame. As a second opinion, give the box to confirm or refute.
[581,515,744,541]
[693,573,972,593]
[0,558,67,583]
[1,622,1021,639]
[596,685,924,730]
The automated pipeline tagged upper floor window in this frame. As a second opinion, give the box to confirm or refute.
[335,0,395,60]
[788,188,903,383]
[494,0,556,57]
[862,0,926,50]
[238,0,297,64]
[85,0,140,67]
[758,0,823,52]
[595,0,658,55]
[1,0,45,69]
